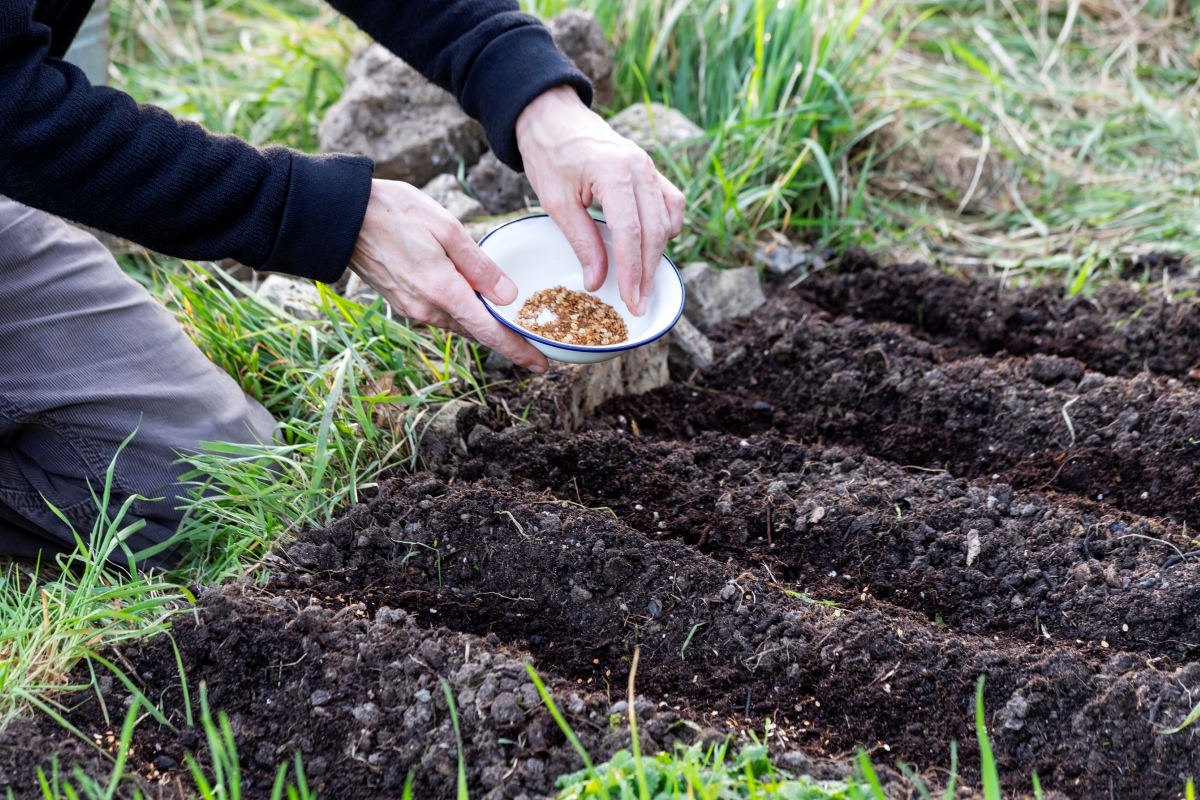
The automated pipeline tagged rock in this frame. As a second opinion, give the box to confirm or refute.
[464,212,528,243]
[608,102,705,164]
[420,173,486,221]
[777,749,814,774]
[552,337,670,430]
[546,8,614,108]
[318,44,487,186]
[754,232,825,276]
[569,584,593,603]
[343,272,380,307]
[309,689,332,707]
[256,275,324,320]
[467,152,538,215]
[668,314,713,370]
[680,263,765,330]
[1001,692,1029,730]
[1027,353,1084,384]
[490,691,524,724]
[1077,371,1109,393]
[418,399,471,467]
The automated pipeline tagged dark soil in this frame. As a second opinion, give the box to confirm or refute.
[799,251,1200,378]
[5,259,1200,800]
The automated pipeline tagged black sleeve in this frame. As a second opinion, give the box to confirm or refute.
[0,0,591,284]
[0,2,374,283]
[326,0,592,172]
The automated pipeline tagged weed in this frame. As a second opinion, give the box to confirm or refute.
[0,435,182,727]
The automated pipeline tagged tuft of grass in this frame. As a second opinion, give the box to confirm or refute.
[0,434,184,728]
[140,262,485,582]
[529,0,904,267]
[869,1,1200,286]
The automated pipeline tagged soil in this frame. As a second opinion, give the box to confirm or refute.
[4,259,1200,800]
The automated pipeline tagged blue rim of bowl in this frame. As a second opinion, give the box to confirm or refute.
[475,213,686,353]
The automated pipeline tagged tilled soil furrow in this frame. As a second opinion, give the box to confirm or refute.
[598,295,1200,523]
[464,426,1200,660]
[796,253,1200,377]
[2,587,700,799]
[270,474,1200,798]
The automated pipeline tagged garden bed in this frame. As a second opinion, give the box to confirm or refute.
[4,270,1200,799]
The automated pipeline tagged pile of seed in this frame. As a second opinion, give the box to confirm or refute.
[515,286,628,346]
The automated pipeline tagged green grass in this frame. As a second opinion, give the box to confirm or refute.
[110,0,365,151]
[144,261,487,582]
[15,683,317,800]
[0,435,183,729]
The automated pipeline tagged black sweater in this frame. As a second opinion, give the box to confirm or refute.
[1,0,592,283]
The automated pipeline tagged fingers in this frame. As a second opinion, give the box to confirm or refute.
[546,196,608,292]
[631,164,672,317]
[435,218,518,305]
[661,174,686,239]
[432,270,550,373]
[600,175,644,315]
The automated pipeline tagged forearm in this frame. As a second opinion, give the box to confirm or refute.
[0,6,372,282]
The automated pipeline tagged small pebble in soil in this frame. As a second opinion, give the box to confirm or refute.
[515,286,627,345]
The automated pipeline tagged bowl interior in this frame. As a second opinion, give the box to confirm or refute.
[478,216,682,349]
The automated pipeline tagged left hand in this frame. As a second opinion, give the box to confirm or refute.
[515,86,686,317]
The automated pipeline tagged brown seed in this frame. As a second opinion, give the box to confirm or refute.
[515,287,628,346]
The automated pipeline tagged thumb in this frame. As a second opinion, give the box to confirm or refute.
[550,201,608,292]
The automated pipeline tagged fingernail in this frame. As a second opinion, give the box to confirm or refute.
[529,362,547,374]
[495,275,518,304]
[631,284,640,307]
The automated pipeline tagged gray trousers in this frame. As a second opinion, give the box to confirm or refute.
[0,196,276,567]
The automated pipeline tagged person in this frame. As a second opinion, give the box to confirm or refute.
[0,0,685,565]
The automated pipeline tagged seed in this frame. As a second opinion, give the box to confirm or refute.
[515,286,628,346]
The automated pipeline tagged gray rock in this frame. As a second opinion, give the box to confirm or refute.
[467,152,538,215]
[754,233,825,276]
[256,275,323,320]
[352,702,381,728]
[309,689,332,707]
[343,272,380,307]
[1077,371,1109,393]
[1001,692,1029,730]
[546,9,614,108]
[668,314,713,370]
[421,173,487,222]
[1027,353,1084,384]
[552,337,670,430]
[776,749,814,774]
[608,102,705,164]
[570,584,593,603]
[680,263,765,330]
[490,691,524,724]
[319,44,487,186]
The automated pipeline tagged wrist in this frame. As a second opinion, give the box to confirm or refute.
[516,85,589,152]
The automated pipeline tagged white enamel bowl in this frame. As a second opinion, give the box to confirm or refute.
[477,215,684,364]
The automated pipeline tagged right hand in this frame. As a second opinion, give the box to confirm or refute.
[348,179,549,373]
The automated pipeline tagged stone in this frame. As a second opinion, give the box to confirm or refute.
[608,102,705,164]
[1027,353,1084,384]
[418,399,471,467]
[420,173,486,221]
[668,314,713,370]
[256,275,323,320]
[318,44,487,186]
[467,152,539,215]
[1077,371,1109,393]
[570,584,593,603]
[546,8,614,108]
[343,272,379,307]
[553,336,670,430]
[754,232,825,276]
[309,689,332,707]
[680,263,766,330]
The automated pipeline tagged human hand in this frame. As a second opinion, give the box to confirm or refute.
[349,179,549,373]
[515,86,686,316]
